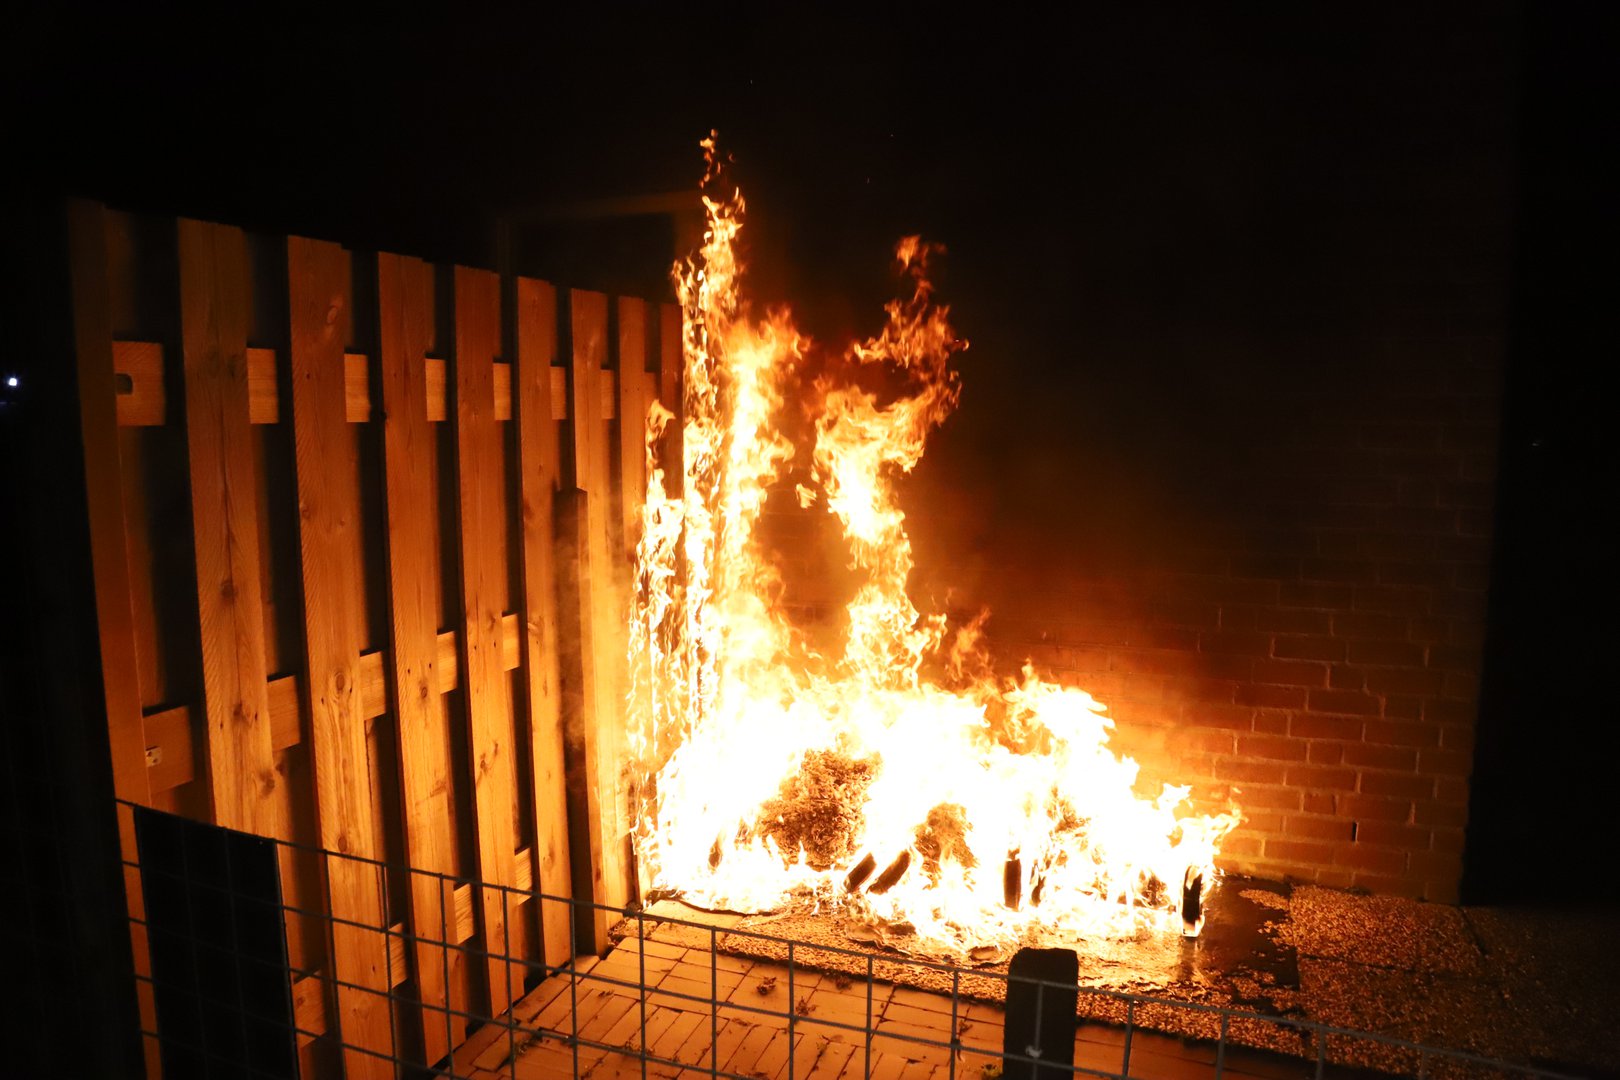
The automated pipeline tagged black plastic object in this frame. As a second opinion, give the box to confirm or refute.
[134,805,298,1079]
[1002,947,1079,1080]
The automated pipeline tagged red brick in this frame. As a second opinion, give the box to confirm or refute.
[1364,667,1447,696]
[1111,649,1199,678]
[1307,689,1381,716]
[1280,582,1356,609]
[1250,709,1290,734]
[1407,616,1454,644]
[1272,635,1347,662]
[1300,558,1378,584]
[1335,845,1411,875]
[1354,585,1432,615]
[1413,801,1469,829]
[1383,695,1425,719]
[1354,822,1429,848]
[1328,664,1368,690]
[1359,772,1436,800]
[1435,778,1469,806]
[1213,758,1289,785]
[1234,786,1305,811]
[1307,741,1345,764]
[1340,795,1413,823]
[1342,744,1417,770]
[1417,749,1473,779]
[1443,670,1480,698]
[1302,792,1337,814]
[1438,725,1474,753]
[1351,872,1422,895]
[1179,730,1238,755]
[1200,655,1257,681]
[1200,630,1273,657]
[1346,639,1426,666]
[1289,714,1363,740]
[1147,600,1222,628]
[1426,644,1481,672]
[1312,868,1357,889]
[1431,827,1467,855]
[1235,735,1310,762]
[1377,561,1452,588]
[1364,720,1441,747]
[1408,851,1464,880]
[1235,683,1308,709]
[1333,612,1409,639]
[1423,699,1477,725]
[1284,815,1356,842]
[1286,765,1357,790]
[1253,659,1329,688]
[1220,835,1264,858]
[1266,839,1337,865]
[1236,809,1285,834]
[1362,531,1437,560]
[1253,609,1332,635]
[1183,704,1255,731]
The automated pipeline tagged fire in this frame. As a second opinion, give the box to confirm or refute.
[627,137,1240,959]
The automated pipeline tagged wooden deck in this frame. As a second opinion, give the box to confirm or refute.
[449,931,1327,1080]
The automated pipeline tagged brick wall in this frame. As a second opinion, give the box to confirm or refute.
[930,335,1505,904]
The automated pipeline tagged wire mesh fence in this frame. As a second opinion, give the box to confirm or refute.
[117,800,1578,1080]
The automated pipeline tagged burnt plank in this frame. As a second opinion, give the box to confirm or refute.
[616,296,652,557]
[378,251,458,1064]
[514,275,573,969]
[287,235,393,1078]
[177,217,285,836]
[453,265,523,1014]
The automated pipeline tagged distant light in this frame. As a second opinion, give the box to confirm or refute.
[4,376,16,388]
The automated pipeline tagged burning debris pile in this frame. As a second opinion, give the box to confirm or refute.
[626,137,1240,960]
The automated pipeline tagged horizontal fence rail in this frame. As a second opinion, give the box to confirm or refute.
[118,800,1575,1080]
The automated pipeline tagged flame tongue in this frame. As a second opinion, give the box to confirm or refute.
[628,139,1239,955]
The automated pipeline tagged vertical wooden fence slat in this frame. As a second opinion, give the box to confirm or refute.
[377,252,457,1065]
[514,277,573,969]
[287,236,393,1079]
[616,297,651,554]
[68,200,161,1078]
[563,288,633,940]
[452,266,522,1013]
[177,218,286,838]
[659,303,683,484]
[553,487,607,951]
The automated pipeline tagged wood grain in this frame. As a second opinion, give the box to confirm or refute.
[287,235,393,1078]
[377,251,458,1065]
[453,265,523,1014]
[514,276,574,969]
[177,217,284,837]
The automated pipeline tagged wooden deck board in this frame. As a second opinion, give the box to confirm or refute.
[447,925,1316,1080]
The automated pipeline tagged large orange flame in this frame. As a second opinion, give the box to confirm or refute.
[628,137,1240,958]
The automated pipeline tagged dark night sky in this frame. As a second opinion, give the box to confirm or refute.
[3,3,1614,886]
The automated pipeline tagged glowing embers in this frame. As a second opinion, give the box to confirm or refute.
[625,136,1240,961]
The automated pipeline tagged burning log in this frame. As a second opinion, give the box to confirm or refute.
[867,850,912,895]
[1180,866,1205,938]
[843,853,877,893]
[1003,852,1022,911]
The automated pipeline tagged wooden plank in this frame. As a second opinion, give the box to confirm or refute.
[378,250,457,1066]
[565,289,634,924]
[177,217,285,836]
[515,275,574,971]
[452,264,523,1015]
[287,235,393,1078]
[555,488,608,953]
[658,303,684,494]
[70,204,151,807]
[69,201,160,1079]
[616,297,651,558]
[247,347,279,423]
[111,340,165,425]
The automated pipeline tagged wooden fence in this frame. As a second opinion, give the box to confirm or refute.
[66,201,674,1077]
